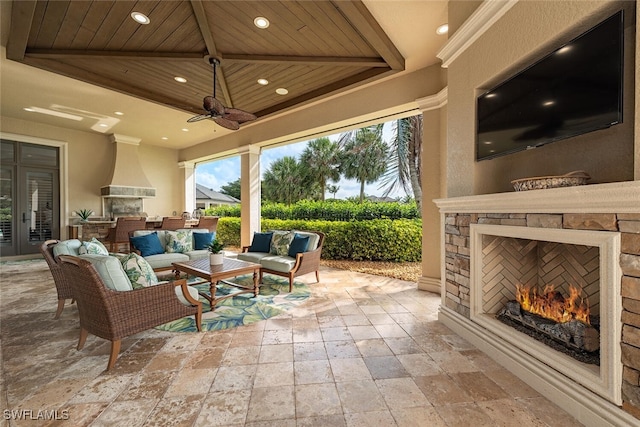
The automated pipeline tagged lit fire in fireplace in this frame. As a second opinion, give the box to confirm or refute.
[515,284,591,325]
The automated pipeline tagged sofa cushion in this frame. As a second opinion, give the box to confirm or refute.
[166,230,193,253]
[119,252,159,289]
[143,253,190,270]
[184,250,209,261]
[130,232,165,257]
[174,285,200,306]
[237,251,271,264]
[78,254,133,291]
[260,255,296,273]
[79,237,109,255]
[132,230,169,250]
[193,232,216,250]
[270,231,293,256]
[288,233,310,257]
[293,231,320,251]
[52,239,82,257]
[249,231,273,253]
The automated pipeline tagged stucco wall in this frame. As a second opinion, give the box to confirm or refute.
[446,0,636,197]
[0,116,183,231]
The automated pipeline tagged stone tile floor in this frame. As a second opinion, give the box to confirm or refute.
[0,259,583,426]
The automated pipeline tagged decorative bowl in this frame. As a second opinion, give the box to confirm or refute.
[511,171,590,192]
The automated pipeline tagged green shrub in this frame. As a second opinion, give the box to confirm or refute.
[217,217,421,262]
[205,200,418,221]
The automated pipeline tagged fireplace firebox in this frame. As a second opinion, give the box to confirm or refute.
[470,224,621,404]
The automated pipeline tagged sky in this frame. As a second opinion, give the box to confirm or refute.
[195,121,407,200]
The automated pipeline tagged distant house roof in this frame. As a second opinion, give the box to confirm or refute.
[196,184,240,204]
[366,195,398,203]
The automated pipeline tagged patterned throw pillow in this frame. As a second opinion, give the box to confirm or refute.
[119,252,159,289]
[270,230,293,256]
[165,230,193,253]
[80,237,109,255]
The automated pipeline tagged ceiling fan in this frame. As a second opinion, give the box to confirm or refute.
[187,57,257,130]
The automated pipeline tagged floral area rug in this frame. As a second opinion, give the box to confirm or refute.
[156,274,311,332]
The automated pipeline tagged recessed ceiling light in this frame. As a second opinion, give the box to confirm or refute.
[557,46,572,54]
[483,141,493,145]
[257,78,269,85]
[174,76,187,83]
[485,93,497,98]
[181,128,189,132]
[114,111,124,116]
[131,12,150,25]
[161,137,168,140]
[276,88,288,95]
[436,23,448,35]
[543,100,555,107]
[254,16,270,29]
[99,123,108,128]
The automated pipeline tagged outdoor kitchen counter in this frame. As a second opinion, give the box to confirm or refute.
[70,219,199,240]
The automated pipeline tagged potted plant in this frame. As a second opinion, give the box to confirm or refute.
[75,208,93,222]
[206,239,225,265]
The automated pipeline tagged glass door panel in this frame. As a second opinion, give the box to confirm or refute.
[20,168,58,254]
[0,166,14,254]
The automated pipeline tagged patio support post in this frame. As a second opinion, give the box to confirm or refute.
[416,88,447,294]
[179,161,196,214]
[240,145,261,247]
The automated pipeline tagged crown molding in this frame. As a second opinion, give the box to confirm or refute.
[416,87,447,112]
[109,133,141,145]
[437,0,519,68]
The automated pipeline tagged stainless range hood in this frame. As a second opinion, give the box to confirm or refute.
[101,134,156,198]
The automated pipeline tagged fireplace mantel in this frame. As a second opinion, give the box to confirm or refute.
[433,180,640,426]
[434,181,640,214]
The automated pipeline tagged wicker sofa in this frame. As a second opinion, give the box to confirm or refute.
[129,228,214,272]
[237,230,324,291]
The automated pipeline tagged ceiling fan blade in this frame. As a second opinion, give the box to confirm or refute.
[213,117,240,131]
[223,108,257,123]
[203,96,225,116]
[187,114,211,123]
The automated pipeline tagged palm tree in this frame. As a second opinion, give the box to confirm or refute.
[339,124,389,203]
[326,184,340,199]
[379,115,423,215]
[262,156,314,204]
[300,137,341,201]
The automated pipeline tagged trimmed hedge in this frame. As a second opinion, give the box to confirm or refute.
[206,200,419,221]
[216,217,421,262]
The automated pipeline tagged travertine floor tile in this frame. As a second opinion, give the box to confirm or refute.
[1,261,585,427]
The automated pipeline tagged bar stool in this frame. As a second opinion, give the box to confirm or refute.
[104,217,147,253]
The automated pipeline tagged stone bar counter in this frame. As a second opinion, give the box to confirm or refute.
[69,218,199,241]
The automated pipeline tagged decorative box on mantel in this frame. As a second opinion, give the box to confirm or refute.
[434,181,640,427]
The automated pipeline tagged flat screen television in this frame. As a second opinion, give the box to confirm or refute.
[476,10,624,161]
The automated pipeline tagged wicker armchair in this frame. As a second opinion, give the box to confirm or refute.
[58,255,202,371]
[158,216,186,230]
[104,217,147,252]
[196,216,219,232]
[40,239,74,319]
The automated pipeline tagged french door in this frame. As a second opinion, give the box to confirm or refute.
[0,140,60,256]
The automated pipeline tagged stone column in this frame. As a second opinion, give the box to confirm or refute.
[416,88,447,294]
[240,145,261,247]
[178,161,195,214]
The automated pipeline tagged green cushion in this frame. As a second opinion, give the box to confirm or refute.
[174,285,200,306]
[143,253,190,270]
[119,252,159,289]
[261,255,296,273]
[270,230,293,256]
[52,239,82,257]
[166,230,193,253]
[237,251,270,264]
[78,254,133,291]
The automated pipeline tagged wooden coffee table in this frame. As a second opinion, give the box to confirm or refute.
[172,258,261,311]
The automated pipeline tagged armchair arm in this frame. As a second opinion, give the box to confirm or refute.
[173,279,200,306]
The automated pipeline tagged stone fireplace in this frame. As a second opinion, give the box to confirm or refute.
[434,181,640,426]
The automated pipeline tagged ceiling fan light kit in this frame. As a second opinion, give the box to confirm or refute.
[187,58,257,131]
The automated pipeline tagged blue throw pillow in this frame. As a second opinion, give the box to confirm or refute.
[249,232,273,253]
[193,232,216,250]
[288,233,310,257]
[130,232,164,257]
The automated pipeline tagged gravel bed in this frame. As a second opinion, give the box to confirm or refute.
[320,259,421,282]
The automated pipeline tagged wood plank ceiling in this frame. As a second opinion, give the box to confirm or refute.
[7,0,404,123]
